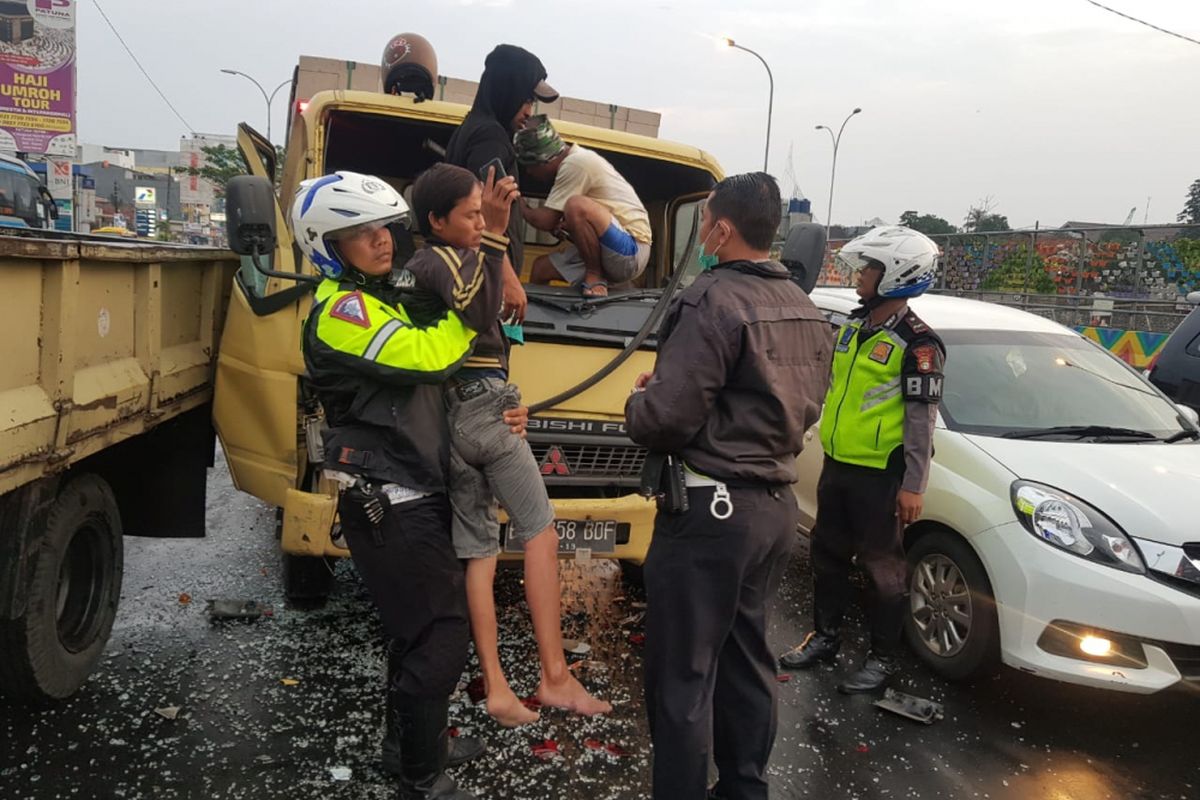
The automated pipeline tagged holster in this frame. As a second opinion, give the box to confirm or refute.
[639,452,689,514]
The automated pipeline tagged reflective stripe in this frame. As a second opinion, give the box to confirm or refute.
[860,384,902,412]
[863,376,902,400]
[363,319,404,361]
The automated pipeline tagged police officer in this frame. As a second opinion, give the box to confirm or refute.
[295,171,514,800]
[779,225,945,695]
[625,173,833,800]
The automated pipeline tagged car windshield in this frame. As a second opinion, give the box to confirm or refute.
[938,329,1187,439]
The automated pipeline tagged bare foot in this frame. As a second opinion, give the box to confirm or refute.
[536,674,613,716]
[486,688,541,727]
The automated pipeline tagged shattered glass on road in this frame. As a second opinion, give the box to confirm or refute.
[1,454,1195,799]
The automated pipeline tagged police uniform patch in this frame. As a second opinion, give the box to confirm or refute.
[330,291,372,328]
[835,326,855,352]
[868,341,894,364]
[913,344,937,374]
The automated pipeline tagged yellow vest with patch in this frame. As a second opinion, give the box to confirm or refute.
[819,319,907,469]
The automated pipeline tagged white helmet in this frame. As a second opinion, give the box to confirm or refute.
[837,225,939,298]
[290,172,409,280]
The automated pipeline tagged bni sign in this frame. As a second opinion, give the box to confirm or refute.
[134,186,156,206]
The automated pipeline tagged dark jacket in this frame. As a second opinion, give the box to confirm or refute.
[302,276,477,492]
[401,230,510,374]
[445,45,549,271]
[625,260,833,485]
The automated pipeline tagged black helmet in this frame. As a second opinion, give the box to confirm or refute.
[381,33,438,100]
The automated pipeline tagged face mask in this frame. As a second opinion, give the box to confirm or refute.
[697,225,723,271]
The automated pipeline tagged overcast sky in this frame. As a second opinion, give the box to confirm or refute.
[79,0,1200,228]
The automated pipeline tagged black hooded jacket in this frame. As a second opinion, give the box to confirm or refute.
[445,44,549,270]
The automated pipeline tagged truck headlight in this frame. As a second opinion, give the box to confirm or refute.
[1011,481,1145,574]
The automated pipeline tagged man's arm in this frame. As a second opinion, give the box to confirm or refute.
[308,293,477,387]
[522,201,563,233]
[625,298,731,451]
[897,338,945,520]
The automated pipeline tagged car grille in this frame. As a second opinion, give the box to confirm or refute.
[1158,641,1200,681]
[528,442,647,484]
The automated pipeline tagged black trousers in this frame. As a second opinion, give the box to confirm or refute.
[644,485,796,800]
[810,457,907,653]
[338,492,470,704]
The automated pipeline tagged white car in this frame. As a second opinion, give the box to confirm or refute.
[793,289,1200,694]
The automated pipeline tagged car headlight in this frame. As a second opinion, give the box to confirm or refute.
[1010,481,1145,574]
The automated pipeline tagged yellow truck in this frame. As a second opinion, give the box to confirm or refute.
[0,233,237,702]
[215,91,725,604]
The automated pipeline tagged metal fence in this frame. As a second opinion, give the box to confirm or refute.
[819,224,1200,334]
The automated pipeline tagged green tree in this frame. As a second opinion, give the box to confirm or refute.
[187,143,286,196]
[899,210,957,235]
[963,197,1011,233]
[1178,179,1200,224]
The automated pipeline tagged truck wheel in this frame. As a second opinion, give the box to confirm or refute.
[0,475,123,703]
[274,484,335,609]
[619,559,645,590]
[903,530,1000,681]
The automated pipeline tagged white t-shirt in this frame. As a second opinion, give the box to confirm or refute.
[544,146,652,244]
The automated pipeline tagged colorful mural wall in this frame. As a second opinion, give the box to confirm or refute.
[1073,326,1168,370]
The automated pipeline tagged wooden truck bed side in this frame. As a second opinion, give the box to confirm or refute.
[0,236,238,496]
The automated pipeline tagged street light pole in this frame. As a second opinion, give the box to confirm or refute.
[815,107,862,236]
[723,39,774,173]
[220,69,291,143]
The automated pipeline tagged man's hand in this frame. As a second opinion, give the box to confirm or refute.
[501,263,527,324]
[632,371,653,393]
[481,167,520,235]
[503,404,529,438]
[896,489,923,525]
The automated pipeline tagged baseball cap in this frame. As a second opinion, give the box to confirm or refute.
[514,115,567,165]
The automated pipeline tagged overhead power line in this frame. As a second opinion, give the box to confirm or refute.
[92,0,195,132]
[1084,0,1200,47]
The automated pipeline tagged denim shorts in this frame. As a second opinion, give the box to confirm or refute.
[445,378,555,559]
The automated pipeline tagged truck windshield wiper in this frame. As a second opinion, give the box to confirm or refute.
[1001,425,1160,441]
[1164,428,1200,443]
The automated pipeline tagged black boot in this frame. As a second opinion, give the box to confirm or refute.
[383,649,484,775]
[779,629,841,669]
[394,698,477,800]
[383,691,485,774]
[837,652,899,694]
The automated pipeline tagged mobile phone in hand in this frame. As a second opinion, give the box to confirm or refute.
[478,157,507,182]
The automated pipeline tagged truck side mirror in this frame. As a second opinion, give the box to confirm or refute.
[780,223,827,294]
[225,175,277,256]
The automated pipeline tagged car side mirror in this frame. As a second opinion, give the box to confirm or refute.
[780,223,827,294]
[1187,291,1200,306]
[1178,404,1200,427]
[225,175,277,256]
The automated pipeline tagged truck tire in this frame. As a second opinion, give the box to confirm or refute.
[0,475,123,703]
[274,472,335,608]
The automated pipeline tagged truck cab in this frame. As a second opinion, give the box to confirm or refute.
[214,90,723,602]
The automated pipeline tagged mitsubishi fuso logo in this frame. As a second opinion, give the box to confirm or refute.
[540,446,571,476]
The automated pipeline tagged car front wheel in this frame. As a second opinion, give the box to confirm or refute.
[904,530,1000,681]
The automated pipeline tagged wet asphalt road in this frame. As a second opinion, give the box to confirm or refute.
[1,454,1196,800]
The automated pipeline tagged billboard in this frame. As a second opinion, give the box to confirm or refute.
[0,0,76,155]
[134,186,156,206]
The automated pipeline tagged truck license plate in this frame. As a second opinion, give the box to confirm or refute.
[503,519,625,554]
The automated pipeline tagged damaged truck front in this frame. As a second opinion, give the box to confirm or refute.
[213,90,724,604]
[0,234,237,703]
